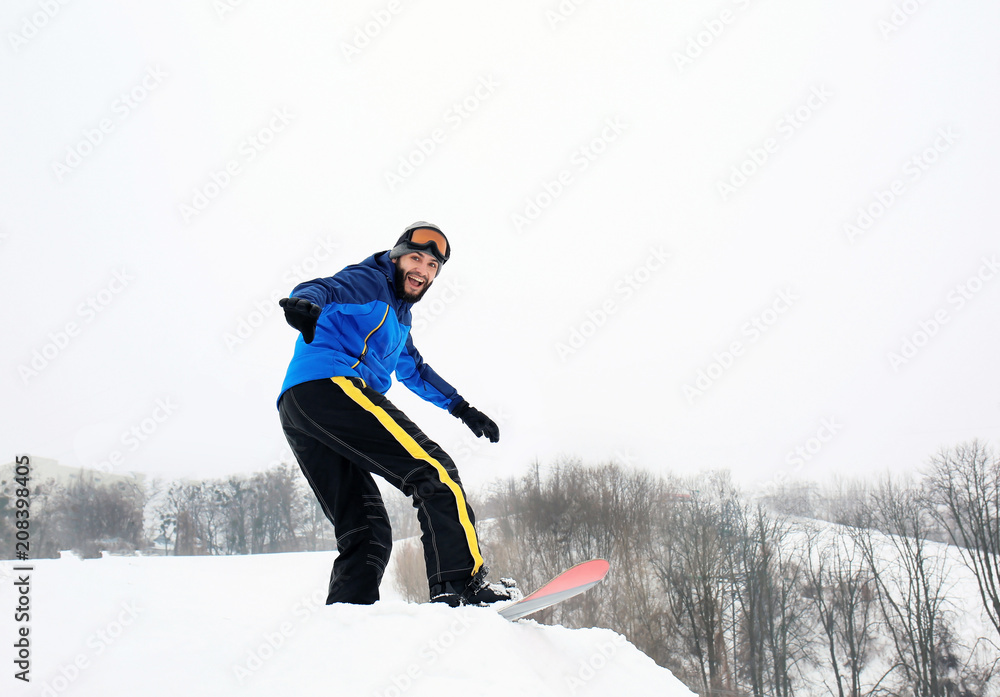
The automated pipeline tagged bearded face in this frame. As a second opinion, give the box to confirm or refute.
[393,251,438,302]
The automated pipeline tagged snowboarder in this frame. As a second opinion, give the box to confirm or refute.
[276,222,517,607]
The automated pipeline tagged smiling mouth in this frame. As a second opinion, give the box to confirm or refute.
[406,274,426,289]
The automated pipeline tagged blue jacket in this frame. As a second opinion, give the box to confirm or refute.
[278,252,463,411]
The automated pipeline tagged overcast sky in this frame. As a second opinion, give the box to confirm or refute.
[2,0,998,494]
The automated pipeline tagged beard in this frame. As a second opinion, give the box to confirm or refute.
[394,266,433,303]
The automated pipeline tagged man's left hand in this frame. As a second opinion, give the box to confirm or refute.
[451,401,500,443]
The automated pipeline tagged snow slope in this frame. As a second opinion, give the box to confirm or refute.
[2,549,693,697]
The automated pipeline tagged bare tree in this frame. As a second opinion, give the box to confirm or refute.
[730,503,810,697]
[855,476,953,697]
[157,478,216,556]
[653,478,733,695]
[249,465,301,552]
[802,524,878,697]
[814,475,872,529]
[391,537,429,601]
[926,440,1000,641]
[0,475,60,559]
[479,460,686,674]
[45,475,146,557]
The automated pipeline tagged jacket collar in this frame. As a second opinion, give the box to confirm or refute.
[366,251,412,311]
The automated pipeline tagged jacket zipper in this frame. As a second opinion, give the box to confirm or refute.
[351,305,390,369]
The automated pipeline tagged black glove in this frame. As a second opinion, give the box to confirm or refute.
[279,297,321,344]
[451,400,499,442]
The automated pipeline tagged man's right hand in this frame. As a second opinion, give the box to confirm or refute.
[279,297,322,344]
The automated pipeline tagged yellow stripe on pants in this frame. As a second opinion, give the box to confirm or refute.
[331,376,484,575]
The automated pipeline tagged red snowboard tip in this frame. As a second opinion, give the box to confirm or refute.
[521,559,610,602]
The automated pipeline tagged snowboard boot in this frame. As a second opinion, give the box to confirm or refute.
[429,566,520,607]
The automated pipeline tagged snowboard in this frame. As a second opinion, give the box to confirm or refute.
[498,559,610,621]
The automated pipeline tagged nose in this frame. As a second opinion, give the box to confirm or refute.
[417,259,437,280]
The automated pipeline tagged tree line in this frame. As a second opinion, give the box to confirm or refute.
[457,440,1000,697]
[0,464,421,559]
[2,440,999,696]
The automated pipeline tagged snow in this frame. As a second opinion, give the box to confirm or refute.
[2,548,693,697]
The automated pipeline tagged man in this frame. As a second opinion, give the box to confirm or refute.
[276,221,517,607]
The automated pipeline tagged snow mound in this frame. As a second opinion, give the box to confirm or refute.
[3,550,694,696]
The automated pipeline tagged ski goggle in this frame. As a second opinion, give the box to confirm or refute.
[405,227,450,264]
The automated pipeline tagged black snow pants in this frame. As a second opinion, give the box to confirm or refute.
[278,376,483,604]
